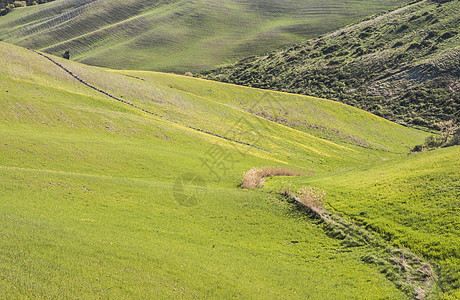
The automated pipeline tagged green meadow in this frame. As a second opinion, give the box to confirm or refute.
[0,0,409,73]
[265,147,460,298]
[0,41,458,298]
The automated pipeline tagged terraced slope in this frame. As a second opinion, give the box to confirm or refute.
[202,0,460,129]
[2,42,458,298]
[0,0,409,72]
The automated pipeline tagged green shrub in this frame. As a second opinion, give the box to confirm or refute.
[425,135,444,148]
[0,0,54,16]
[13,1,25,7]
[447,129,460,146]
[411,144,425,152]
[412,121,458,152]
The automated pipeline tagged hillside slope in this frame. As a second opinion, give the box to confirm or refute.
[116,69,429,153]
[0,41,436,298]
[3,41,459,298]
[0,0,409,73]
[265,146,460,298]
[201,0,460,129]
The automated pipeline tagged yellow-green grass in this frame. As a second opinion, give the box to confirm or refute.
[2,43,430,169]
[265,146,460,298]
[0,41,444,298]
[0,0,409,73]
[0,166,409,298]
[113,69,430,153]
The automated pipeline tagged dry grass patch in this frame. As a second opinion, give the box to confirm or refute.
[282,187,326,216]
[241,166,302,189]
[295,186,326,214]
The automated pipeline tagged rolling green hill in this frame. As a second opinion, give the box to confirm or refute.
[1,41,458,298]
[201,0,460,129]
[0,0,410,73]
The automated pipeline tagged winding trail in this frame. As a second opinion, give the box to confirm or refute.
[29,49,273,154]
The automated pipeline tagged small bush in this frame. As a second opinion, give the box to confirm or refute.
[425,135,444,148]
[439,120,458,144]
[407,42,422,50]
[13,1,26,7]
[397,24,409,33]
[438,31,457,41]
[411,144,425,153]
[447,128,460,146]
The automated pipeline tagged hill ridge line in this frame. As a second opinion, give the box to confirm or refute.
[124,74,406,154]
[315,0,421,42]
[28,49,274,154]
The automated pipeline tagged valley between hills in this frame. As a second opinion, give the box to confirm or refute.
[0,0,459,299]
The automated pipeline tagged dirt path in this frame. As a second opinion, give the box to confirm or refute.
[29,49,273,154]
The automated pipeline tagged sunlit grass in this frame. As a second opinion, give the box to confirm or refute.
[0,41,455,298]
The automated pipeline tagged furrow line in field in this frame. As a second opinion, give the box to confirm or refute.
[281,189,437,299]
[29,49,273,154]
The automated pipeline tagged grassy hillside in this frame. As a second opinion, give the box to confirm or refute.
[0,0,409,73]
[116,69,429,153]
[201,0,460,129]
[265,146,460,298]
[1,41,458,298]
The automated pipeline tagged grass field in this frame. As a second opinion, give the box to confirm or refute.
[0,0,409,73]
[265,146,460,298]
[0,41,458,298]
